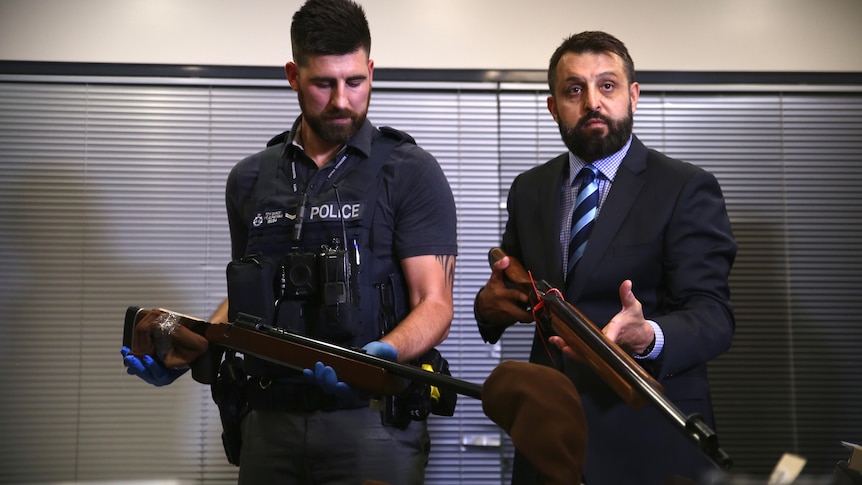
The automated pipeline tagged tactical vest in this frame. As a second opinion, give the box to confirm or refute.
[226,127,414,377]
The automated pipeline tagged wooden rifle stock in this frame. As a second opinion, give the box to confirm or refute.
[489,247,662,409]
[488,248,732,470]
[123,306,483,400]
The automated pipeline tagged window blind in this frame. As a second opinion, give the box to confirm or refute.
[1,74,861,484]
[369,88,506,484]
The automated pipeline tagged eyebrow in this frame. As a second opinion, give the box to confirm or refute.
[596,71,622,80]
[564,71,621,83]
[308,74,368,84]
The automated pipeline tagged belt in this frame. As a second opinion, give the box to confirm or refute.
[246,377,368,412]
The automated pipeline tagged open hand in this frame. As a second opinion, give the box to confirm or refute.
[549,280,655,359]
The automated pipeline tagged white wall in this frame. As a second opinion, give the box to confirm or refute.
[1,0,861,72]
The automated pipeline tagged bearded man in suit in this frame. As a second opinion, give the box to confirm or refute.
[474,31,737,485]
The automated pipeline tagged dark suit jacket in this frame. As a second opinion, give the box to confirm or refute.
[480,136,737,485]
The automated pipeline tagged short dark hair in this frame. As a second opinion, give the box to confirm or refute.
[290,0,372,67]
[547,31,636,93]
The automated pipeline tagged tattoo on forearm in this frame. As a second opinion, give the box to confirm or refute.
[435,255,456,288]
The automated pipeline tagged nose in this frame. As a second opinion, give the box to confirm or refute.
[583,87,600,112]
[330,82,349,109]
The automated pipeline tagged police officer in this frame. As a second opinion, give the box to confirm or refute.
[122,0,457,483]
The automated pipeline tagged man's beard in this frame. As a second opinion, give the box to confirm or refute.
[298,91,368,145]
[558,108,633,162]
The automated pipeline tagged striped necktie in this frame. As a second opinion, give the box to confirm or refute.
[566,164,599,282]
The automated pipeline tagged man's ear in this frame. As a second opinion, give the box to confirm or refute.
[629,81,640,114]
[285,62,299,91]
[546,95,559,123]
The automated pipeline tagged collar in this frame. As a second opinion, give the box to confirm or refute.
[566,135,633,185]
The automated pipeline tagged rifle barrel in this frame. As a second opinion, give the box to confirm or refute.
[227,314,484,400]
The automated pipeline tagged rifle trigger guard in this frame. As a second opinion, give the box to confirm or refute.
[259,377,271,390]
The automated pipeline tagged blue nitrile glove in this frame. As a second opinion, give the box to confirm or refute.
[361,340,398,362]
[303,361,353,399]
[302,341,398,398]
[121,346,188,387]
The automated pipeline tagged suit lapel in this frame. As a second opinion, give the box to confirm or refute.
[541,156,567,283]
[569,136,649,296]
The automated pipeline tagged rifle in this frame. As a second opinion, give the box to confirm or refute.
[488,247,732,470]
[122,306,483,400]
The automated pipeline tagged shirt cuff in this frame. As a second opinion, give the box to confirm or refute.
[633,320,664,360]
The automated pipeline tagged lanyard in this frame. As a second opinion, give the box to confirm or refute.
[289,146,350,195]
[289,146,349,243]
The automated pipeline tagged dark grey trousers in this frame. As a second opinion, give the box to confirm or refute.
[237,407,430,485]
